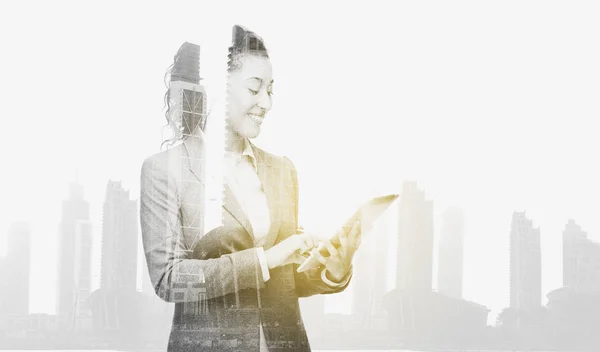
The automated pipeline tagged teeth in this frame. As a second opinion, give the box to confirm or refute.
[247,113,264,123]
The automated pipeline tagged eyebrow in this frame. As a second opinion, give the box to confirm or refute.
[248,77,274,84]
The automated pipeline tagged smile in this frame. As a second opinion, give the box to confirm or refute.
[247,113,265,124]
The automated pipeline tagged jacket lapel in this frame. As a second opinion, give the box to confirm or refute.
[250,142,282,250]
[222,182,254,238]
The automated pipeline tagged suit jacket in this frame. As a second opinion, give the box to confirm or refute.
[140,134,352,351]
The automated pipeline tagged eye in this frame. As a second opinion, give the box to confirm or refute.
[248,89,259,96]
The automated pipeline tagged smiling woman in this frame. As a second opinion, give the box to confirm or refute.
[139,25,360,352]
[225,26,275,148]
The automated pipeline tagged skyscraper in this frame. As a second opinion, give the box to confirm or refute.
[395,181,434,293]
[167,42,215,237]
[56,182,93,330]
[352,199,396,330]
[437,206,465,299]
[562,219,600,292]
[0,222,32,316]
[100,180,138,292]
[509,211,542,311]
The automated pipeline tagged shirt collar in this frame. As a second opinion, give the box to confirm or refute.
[225,138,257,170]
[241,138,257,169]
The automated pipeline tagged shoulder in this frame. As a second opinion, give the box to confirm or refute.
[254,145,297,173]
[140,143,186,180]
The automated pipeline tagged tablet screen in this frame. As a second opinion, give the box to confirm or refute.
[332,193,399,247]
[297,193,399,272]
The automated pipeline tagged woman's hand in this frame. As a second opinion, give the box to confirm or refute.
[314,220,362,282]
[265,233,318,269]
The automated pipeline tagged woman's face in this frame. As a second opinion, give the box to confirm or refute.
[226,55,274,139]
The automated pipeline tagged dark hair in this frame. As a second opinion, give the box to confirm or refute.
[161,43,206,150]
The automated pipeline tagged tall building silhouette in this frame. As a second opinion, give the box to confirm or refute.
[395,181,434,292]
[100,180,138,292]
[383,188,491,335]
[509,211,542,311]
[352,199,396,330]
[437,206,465,299]
[56,182,93,330]
[0,222,32,317]
[562,219,600,292]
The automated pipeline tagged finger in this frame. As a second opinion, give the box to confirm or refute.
[339,227,349,256]
[288,252,309,266]
[322,239,338,258]
[304,232,322,248]
[350,221,362,249]
[300,233,317,250]
[311,242,326,256]
[288,234,308,254]
[334,227,346,245]
[299,235,317,254]
[314,251,329,266]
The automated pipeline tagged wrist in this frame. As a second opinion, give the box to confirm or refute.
[264,248,274,269]
[256,247,270,282]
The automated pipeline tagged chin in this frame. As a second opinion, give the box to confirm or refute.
[243,127,261,139]
[239,120,262,139]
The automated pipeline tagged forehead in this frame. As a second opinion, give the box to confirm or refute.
[235,55,273,82]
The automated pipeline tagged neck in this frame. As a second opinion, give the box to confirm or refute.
[225,128,246,154]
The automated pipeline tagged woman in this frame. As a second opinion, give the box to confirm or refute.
[140,25,361,351]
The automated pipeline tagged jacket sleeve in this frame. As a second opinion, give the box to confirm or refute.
[139,156,266,303]
[283,157,353,298]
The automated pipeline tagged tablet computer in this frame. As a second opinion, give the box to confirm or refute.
[296,193,399,273]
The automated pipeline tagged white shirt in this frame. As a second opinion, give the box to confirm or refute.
[223,141,272,280]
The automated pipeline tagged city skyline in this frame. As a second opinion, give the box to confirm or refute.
[3,175,599,326]
[2,172,600,349]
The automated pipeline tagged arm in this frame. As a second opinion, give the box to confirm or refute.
[140,156,266,303]
[284,157,353,297]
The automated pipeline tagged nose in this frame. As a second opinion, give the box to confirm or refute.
[257,90,273,112]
